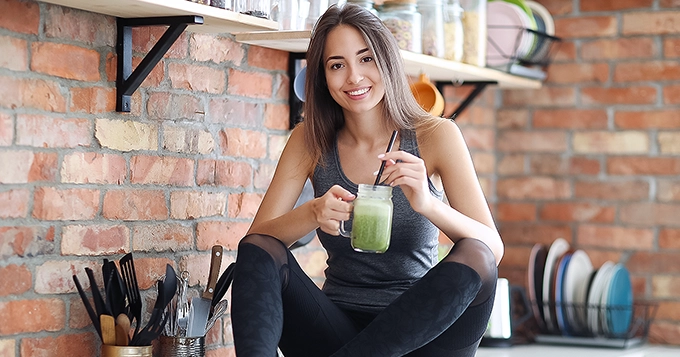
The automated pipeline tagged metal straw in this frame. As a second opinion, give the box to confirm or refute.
[373,130,399,186]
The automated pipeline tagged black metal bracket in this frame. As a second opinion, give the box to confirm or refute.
[116,16,204,112]
[435,81,496,120]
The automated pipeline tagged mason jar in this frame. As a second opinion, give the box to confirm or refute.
[347,0,379,16]
[418,0,445,57]
[339,184,394,254]
[378,0,422,54]
[444,0,464,62]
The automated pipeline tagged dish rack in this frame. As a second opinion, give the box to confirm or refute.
[531,300,658,348]
[486,25,562,79]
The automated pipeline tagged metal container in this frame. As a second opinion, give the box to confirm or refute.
[101,345,153,357]
[158,336,206,357]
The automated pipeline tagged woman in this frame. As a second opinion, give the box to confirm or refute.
[231,3,503,356]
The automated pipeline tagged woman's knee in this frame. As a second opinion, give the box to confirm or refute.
[443,238,497,283]
[237,233,289,267]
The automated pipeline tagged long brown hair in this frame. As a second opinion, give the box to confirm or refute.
[302,3,439,167]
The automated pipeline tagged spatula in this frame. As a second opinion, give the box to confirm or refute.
[100,314,116,346]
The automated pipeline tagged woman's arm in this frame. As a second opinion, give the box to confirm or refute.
[378,121,504,265]
[247,126,317,246]
[247,125,355,247]
[423,120,503,264]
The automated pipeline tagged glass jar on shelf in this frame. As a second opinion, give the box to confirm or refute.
[459,0,486,67]
[378,0,422,54]
[417,0,445,58]
[240,0,271,18]
[347,0,378,16]
[444,0,464,62]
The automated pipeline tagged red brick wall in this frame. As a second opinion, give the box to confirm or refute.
[495,0,680,345]
[0,0,331,355]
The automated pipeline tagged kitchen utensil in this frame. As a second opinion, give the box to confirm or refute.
[187,245,223,337]
[162,264,178,310]
[176,271,190,337]
[409,73,444,116]
[101,314,117,345]
[116,314,131,346]
[131,280,166,346]
[86,267,110,316]
[116,323,129,346]
[161,264,178,337]
[132,308,169,346]
[205,299,228,333]
[108,261,129,318]
[120,253,143,336]
[212,262,235,308]
[73,274,101,338]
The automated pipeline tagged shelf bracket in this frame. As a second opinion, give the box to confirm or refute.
[116,16,204,112]
[436,81,496,121]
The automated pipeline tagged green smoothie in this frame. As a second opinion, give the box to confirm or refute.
[351,200,393,253]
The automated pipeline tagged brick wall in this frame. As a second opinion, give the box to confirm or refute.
[495,0,680,345]
[2,0,680,355]
[0,0,332,355]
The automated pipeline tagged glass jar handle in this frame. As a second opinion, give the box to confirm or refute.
[339,220,350,237]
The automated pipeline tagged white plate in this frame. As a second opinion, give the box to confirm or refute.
[542,238,570,332]
[562,249,593,335]
[598,263,618,336]
[487,1,534,66]
[587,261,615,336]
[526,0,555,35]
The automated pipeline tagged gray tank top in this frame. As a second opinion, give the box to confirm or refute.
[312,130,444,313]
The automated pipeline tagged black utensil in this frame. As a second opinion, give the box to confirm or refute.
[73,274,101,338]
[212,262,235,308]
[119,253,142,336]
[163,264,177,309]
[130,280,165,346]
[85,267,110,316]
[107,261,128,318]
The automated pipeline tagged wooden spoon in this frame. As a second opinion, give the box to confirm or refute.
[100,314,116,345]
[115,314,131,346]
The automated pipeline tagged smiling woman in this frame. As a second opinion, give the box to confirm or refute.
[230,3,504,357]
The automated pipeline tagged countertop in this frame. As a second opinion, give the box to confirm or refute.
[476,344,680,357]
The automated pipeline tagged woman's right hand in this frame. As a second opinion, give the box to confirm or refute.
[311,185,355,236]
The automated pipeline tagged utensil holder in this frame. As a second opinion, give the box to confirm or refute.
[159,336,205,357]
[101,345,153,357]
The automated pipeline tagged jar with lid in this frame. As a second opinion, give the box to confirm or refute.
[417,0,445,58]
[444,0,464,62]
[378,0,422,54]
[459,0,486,67]
[239,0,271,18]
[347,0,378,16]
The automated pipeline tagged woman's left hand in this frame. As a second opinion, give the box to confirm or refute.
[377,150,432,213]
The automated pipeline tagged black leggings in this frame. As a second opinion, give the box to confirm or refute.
[231,234,498,357]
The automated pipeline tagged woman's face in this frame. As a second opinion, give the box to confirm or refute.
[323,24,385,116]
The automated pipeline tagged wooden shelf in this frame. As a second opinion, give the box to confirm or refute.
[234,30,542,89]
[234,31,541,89]
[39,0,278,33]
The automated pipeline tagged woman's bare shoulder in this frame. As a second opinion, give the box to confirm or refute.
[416,118,468,168]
